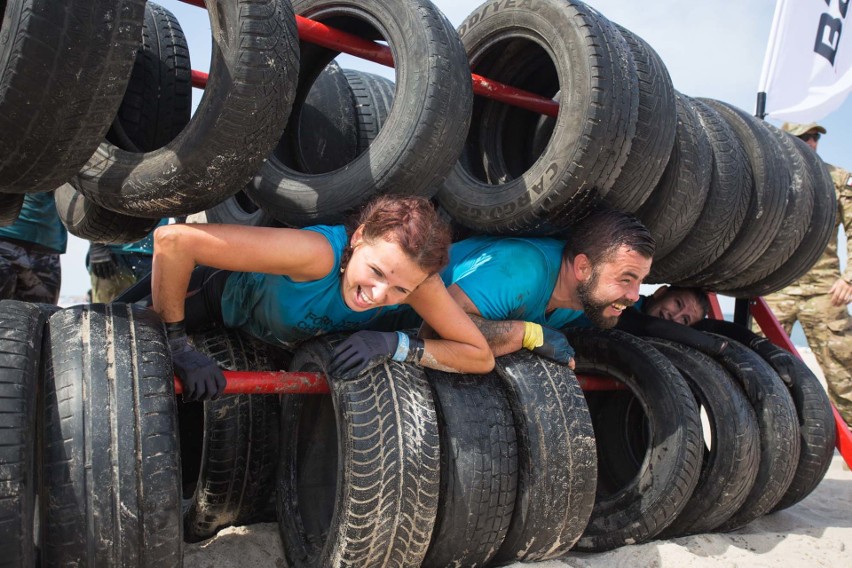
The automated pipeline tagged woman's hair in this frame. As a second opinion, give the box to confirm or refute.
[344,195,452,275]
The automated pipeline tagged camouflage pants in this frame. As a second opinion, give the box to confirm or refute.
[764,292,852,427]
[0,239,61,304]
[90,253,152,303]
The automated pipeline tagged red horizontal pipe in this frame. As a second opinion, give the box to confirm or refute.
[173,370,331,395]
[191,69,207,90]
[172,370,625,394]
[178,1,559,117]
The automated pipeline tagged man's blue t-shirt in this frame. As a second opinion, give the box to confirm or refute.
[443,236,585,328]
[220,225,394,348]
[0,192,67,253]
[344,235,589,334]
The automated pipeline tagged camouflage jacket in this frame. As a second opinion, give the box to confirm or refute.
[784,163,852,295]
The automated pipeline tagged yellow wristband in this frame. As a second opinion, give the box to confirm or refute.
[522,321,544,351]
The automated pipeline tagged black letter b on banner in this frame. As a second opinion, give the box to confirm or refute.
[815,13,843,65]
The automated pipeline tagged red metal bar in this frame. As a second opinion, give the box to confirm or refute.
[707,292,725,320]
[173,370,330,395]
[172,370,624,394]
[577,375,627,391]
[178,0,559,117]
[750,296,852,469]
[750,297,802,357]
[191,69,207,90]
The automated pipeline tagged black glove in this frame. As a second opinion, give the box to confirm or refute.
[523,322,575,365]
[166,321,226,401]
[330,330,424,381]
[89,243,118,279]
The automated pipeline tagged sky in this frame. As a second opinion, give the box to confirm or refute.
[59,0,852,303]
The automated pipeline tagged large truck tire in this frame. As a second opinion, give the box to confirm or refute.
[277,335,440,567]
[41,304,182,566]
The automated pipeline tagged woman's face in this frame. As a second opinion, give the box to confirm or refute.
[342,228,430,311]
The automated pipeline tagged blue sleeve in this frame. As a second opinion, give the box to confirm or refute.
[450,240,551,321]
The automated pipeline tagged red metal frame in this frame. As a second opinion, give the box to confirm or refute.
[173,370,624,395]
[179,0,559,117]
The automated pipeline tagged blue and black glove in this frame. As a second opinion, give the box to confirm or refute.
[330,330,425,381]
[88,243,118,280]
[166,321,226,401]
[522,322,575,365]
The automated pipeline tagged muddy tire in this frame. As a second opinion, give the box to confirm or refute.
[724,137,837,297]
[105,1,191,153]
[41,303,182,565]
[606,25,676,213]
[681,100,789,287]
[714,123,814,293]
[489,351,596,563]
[697,333,800,531]
[0,0,144,194]
[421,371,517,568]
[294,61,359,174]
[436,0,638,234]
[635,93,712,258]
[648,97,751,283]
[0,301,53,567]
[647,339,760,537]
[567,329,702,551]
[249,0,471,227]
[693,319,836,511]
[277,335,439,567]
[181,329,283,542]
[73,0,299,218]
[54,184,162,244]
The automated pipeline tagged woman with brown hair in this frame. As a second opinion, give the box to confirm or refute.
[151,196,494,400]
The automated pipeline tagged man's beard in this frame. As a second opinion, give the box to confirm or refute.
[577,270,632,329]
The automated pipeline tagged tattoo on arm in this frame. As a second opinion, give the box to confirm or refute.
[469,315,518,351]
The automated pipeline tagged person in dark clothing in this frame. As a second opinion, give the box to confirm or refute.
[0,192,67,304]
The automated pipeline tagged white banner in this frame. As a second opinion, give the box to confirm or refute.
[758,0,852,121]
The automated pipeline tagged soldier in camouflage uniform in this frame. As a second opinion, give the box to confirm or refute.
[764,122,852,427]
[0,192,67,304]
